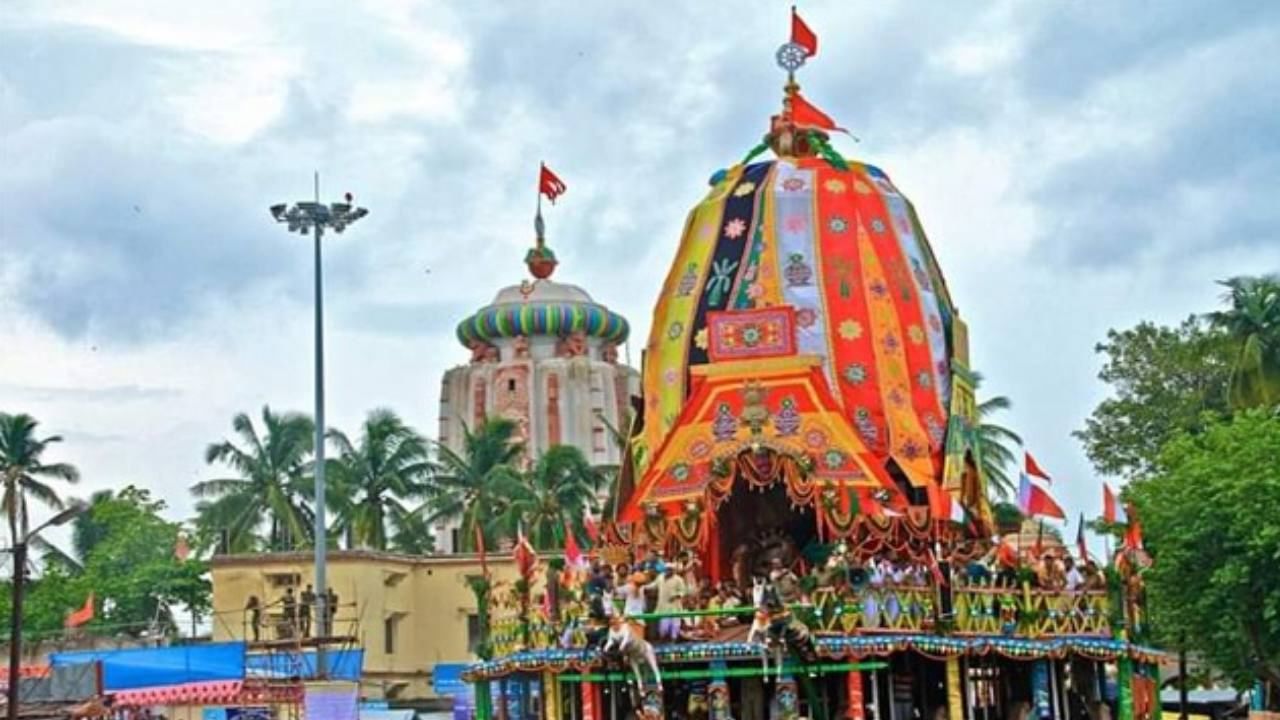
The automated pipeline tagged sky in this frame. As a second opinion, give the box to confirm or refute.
[2,1,1278,554]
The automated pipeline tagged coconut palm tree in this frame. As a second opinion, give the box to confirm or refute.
[387,504,436,555]
[970,374,1023,500]
[1208,275,1280,409]
[0,412,80,548]
[493,445,599,551]
[191,406,314,552]
[325,409,432,551]
[424,417,524,552]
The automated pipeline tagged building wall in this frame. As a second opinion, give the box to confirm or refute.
[210,551,526,702]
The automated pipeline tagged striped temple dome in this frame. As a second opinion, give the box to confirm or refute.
[455,279,630,347]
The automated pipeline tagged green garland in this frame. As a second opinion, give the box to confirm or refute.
[807,131,849,171]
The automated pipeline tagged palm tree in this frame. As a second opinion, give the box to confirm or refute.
[191,406,314,552]
[425,417,523,552]
[386,504,437,555]
[1208,275,1280,409]
[325,409,432,551]
[494,445,599,551]
[0,412,80,547]
[971,374,1023,500]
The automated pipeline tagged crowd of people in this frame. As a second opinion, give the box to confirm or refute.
[558,539,1109,646]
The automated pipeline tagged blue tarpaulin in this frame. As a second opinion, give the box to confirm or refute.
[50,642,246,690]
[245,648,363,681]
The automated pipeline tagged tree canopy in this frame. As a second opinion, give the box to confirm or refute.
[1129,410,1280,690]
[1075,317,1234,479]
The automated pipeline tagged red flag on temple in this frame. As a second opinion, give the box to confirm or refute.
[538,163,567,204]
[791,7,818,57]
[64,592,94,629]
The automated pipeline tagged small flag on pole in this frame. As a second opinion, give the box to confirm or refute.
[791,92,849,135]
[1103,483,1128,524]
[1024,452,1052,483]
[1076,513,1090,561]
[65,592,94,629]
[538,163,567,204]
[1018,472,1065,520]
[514,526,538,579]
[791,6,818,57]
[1123,504,1144,552]
[564,530,586,570]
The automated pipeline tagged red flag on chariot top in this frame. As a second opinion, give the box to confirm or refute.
[791,6,818,57]
[1102,483,1128,524]
[1024,452,1052,483]
[538,163,567,204]
[1018,472,1065,520]
[65,592,94,629]
[790,92,848,135]
[583,516,600,545]
[514,527,538,579]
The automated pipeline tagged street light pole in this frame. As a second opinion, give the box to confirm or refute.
[6,503,86,720]
[269,177,368,677]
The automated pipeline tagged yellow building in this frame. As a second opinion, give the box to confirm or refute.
[210,550,529,704]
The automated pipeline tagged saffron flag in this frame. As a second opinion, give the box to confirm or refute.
[1076,512,1090,561]
[1018,472,1065,519]
[65,592,94,629]
[514,527,538,579]
[564,530,586,570]
[791,7,817,57]
[1024,452,1052,483]
[1103,483,1128,524]
[791,92,848,134]
[995,539,1018,569]
[927,483,966,524]
[539,163,567,204]
[1123,505,1144,551]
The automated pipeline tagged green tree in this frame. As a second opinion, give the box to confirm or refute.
[0,412,80,546]
[192,406,314,552]
[96,488,209,635]
[1128,411,1280,695]
[1,487,210,639]
[426,418,523,552]
[494,445,599,550]
[325,409,432,551]
[1075,317,1233,479]
[386,505,436,555]
[1208,275,1280,410]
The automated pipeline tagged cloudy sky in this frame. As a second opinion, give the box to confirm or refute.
[2,1,1277,550]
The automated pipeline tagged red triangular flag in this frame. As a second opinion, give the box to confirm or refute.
[538,163,567,204]
[65,592,94,629]
[1018,473,1065,519]
[474,523,488,576]
[1024,452,1052,482]
[1102,484,1128,524]
[583,516,600,545]
[791,7,818,57]
[790,92,848,134]
[1123,505,1144,551]
[564,530,585,569]
[513,527,538,579]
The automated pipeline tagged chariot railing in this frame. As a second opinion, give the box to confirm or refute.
[484,583,1112,655]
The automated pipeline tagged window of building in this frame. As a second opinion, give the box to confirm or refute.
[507,378,517,393]
[451,528,460,553]
[384,616,397,655]
[466,614,482,655]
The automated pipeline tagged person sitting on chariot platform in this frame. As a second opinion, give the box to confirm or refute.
[768,557,801,603]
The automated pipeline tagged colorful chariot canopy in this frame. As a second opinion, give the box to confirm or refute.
[621,23,997,527]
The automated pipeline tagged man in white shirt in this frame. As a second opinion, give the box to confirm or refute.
[1064,557,1084,591]
[652,564,688,641]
